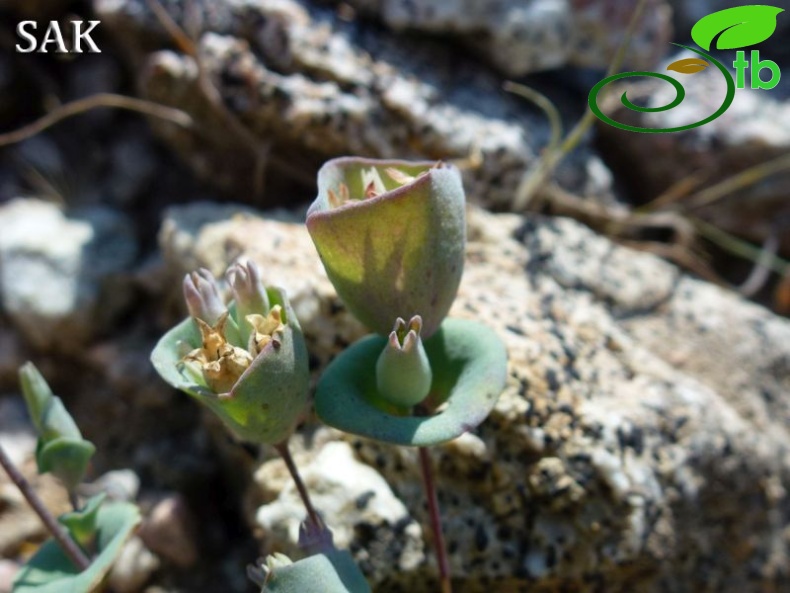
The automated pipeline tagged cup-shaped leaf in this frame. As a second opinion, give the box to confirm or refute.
[691,5,784,50]
[12,502,141,593]
[258,550,371,593]
[315,318,507,446]
[306,157,465,339]
[19,363,95,490]
[150,288,310,445]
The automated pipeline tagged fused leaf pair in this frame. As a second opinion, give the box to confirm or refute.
[307,158,508,447]
[19,363,95,491]
[13,502,141,593]
[12,365,140,593]
[151,262,310,445]
[251,522,370,593]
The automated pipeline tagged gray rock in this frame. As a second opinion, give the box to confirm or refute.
[95,0,614,208]
[158,201,790,591]
[344,0,672,76]
[0,199,137,351]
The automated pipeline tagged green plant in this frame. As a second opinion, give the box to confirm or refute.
[0,363,140,593]
[307,157,508,592]
[148,157,508,592]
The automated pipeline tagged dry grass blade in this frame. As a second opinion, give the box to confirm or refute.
[683,151,790,211]
[690,216,789,276]
[509,0,649,211]
[0,93,192,148]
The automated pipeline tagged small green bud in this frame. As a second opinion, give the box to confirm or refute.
[306,157,465,339]
[376,316,432,408]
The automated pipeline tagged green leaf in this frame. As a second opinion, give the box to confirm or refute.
[262,550,371,593]
[12,502,141,593]
[58,494,106,552]
[691,5,784,50]
[18,363,53,434]
[36,439,96,492]
[315,318,508,446]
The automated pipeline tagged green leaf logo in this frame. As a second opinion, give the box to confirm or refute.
[691,5,784,50]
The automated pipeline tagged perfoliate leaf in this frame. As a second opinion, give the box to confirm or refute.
[12,502,141,593]
[306,158,466,339]
[315,318,508,446]
[691,5,784,50]
[261,550,370,593]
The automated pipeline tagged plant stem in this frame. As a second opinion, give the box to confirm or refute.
[418,446,452,593]
[68,490,81,513]
[274,441,322,530]
[0,443,90,571]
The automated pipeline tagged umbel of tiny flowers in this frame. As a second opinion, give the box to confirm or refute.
[150,261,310,445]
[306,157,465,339]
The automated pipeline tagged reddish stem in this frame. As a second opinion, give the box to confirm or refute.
[274,441,322,530]
[0,443,90,571]
[419,446,452,593]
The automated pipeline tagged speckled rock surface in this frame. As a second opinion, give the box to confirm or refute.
[340,0,671,76]
[95,0,614,208]
[158,201,790,592]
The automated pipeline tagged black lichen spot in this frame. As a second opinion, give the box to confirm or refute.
[355,490,376,510]
[475,524,489,551]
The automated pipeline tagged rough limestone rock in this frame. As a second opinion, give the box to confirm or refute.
[340,0,671,77]
[0,199,137,351]
[95,0,613,208]
[596,49,790,253]
[158,201,790,592]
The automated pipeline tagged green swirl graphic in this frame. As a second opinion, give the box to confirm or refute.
[588,44,736,133]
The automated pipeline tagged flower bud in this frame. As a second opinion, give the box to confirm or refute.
[183,268,227,326]
[227,260,271,346]
[376,316,432,408]
[306,157,465,339]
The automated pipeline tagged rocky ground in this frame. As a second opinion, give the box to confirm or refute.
[0,1,789,592]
